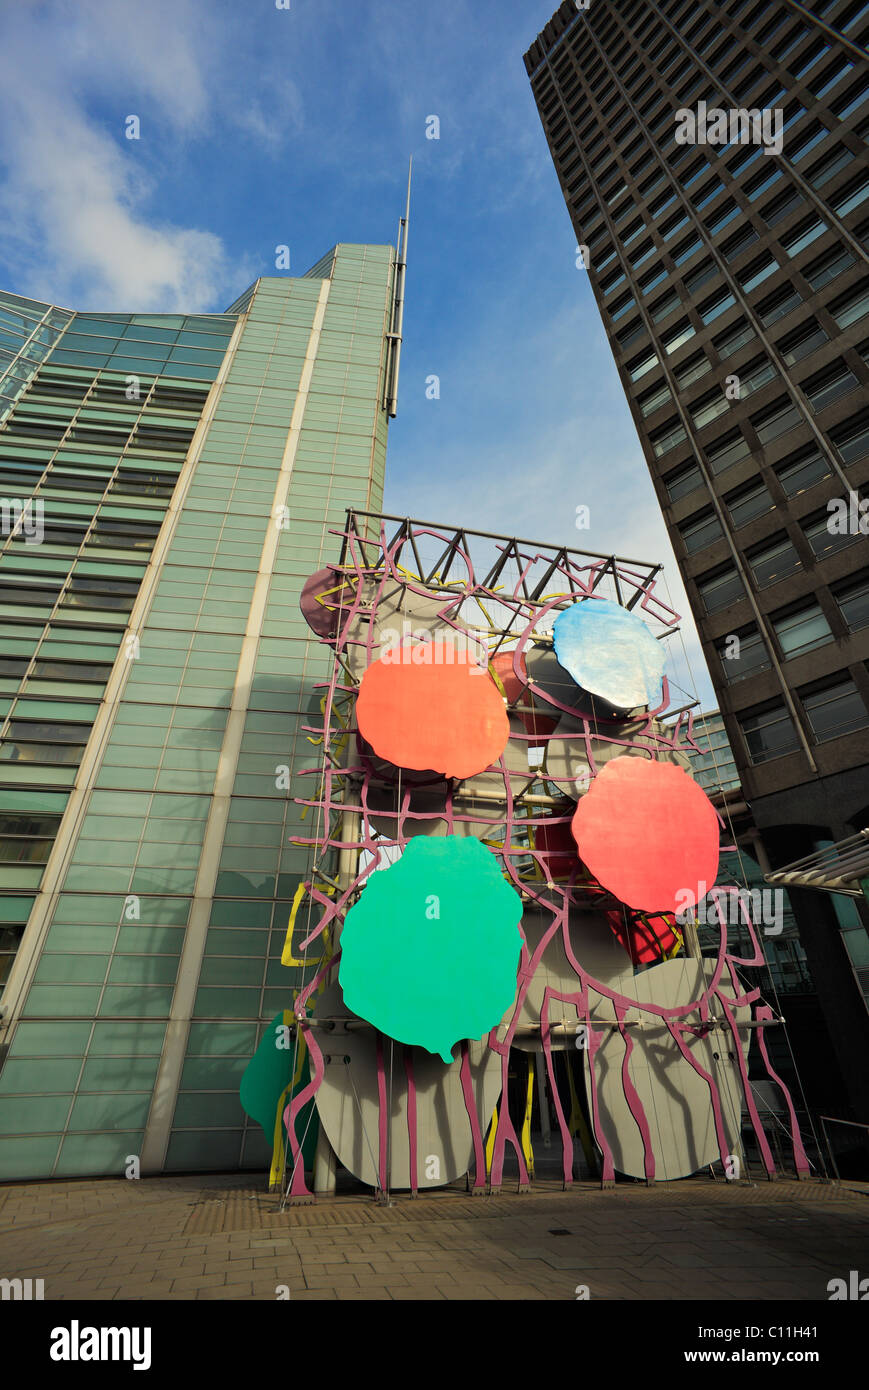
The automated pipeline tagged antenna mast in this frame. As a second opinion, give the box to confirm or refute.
[385,158,411,418]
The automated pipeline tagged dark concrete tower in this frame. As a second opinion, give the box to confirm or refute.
[526,0,869,1128]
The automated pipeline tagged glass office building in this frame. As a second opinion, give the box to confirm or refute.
[0,244,396,1178]
[680,708,742,795]
[525,0,869,1126]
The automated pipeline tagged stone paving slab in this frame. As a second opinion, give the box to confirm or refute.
[0,1174,867,1301]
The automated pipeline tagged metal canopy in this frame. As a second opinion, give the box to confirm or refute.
[764,830,869,897]
[340,508,666,590]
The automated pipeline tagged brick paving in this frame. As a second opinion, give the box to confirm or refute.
[0,1173,867,1300]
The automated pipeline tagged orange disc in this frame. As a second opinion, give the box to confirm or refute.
[356,654,510,780]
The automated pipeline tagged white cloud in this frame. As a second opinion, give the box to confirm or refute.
[0,0,247,311]
[72,0,212,130]
[0,95,231,311]
[233,77,305,153]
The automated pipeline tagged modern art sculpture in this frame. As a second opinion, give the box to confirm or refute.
[240,513,811,1197]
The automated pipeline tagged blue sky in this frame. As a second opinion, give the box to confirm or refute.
[0,0,716,708]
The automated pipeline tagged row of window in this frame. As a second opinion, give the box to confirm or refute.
[555,70,863,259]
[23,375,209,415]
[0,375,203,561]
[738,671,868,765]
[65,316,235,345]
[1,464,179,501]
[654,377,866,475]
[651,346,865,463]
[697,519,869,613]
[538,0,865,134]
[617,218,866,364]
[0,370,180,795]
[549,16,867,337]
[0,518,161,555]
[719,574,869,687]
[668,440,843,512]
[9,415,197,452]
[532,0,865,136]
[563,72,866,243]
[668,417,867,515]
[541,0,867,117]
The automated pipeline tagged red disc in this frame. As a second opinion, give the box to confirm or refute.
[606,908,681,965]
[532,815,579,881]
[491,650,558,737]
[572,756,719,914]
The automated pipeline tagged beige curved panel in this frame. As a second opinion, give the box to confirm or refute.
[310,981,504,1190]
[583,958,751,1181]
[542,713,693,796]
[510,908,633,1051]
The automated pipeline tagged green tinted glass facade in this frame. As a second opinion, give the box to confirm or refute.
[0,244,394,1178]
[0,291,74,425]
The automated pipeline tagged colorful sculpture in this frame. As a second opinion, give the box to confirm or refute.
[245,517,810,1198]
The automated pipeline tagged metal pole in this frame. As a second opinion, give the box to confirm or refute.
[385,159,412,418]
[535,1050,552,1149]
[312,1122,337,1196]
[819,1116,840,1182]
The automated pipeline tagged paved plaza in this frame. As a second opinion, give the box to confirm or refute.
[1,1173,868,1301]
